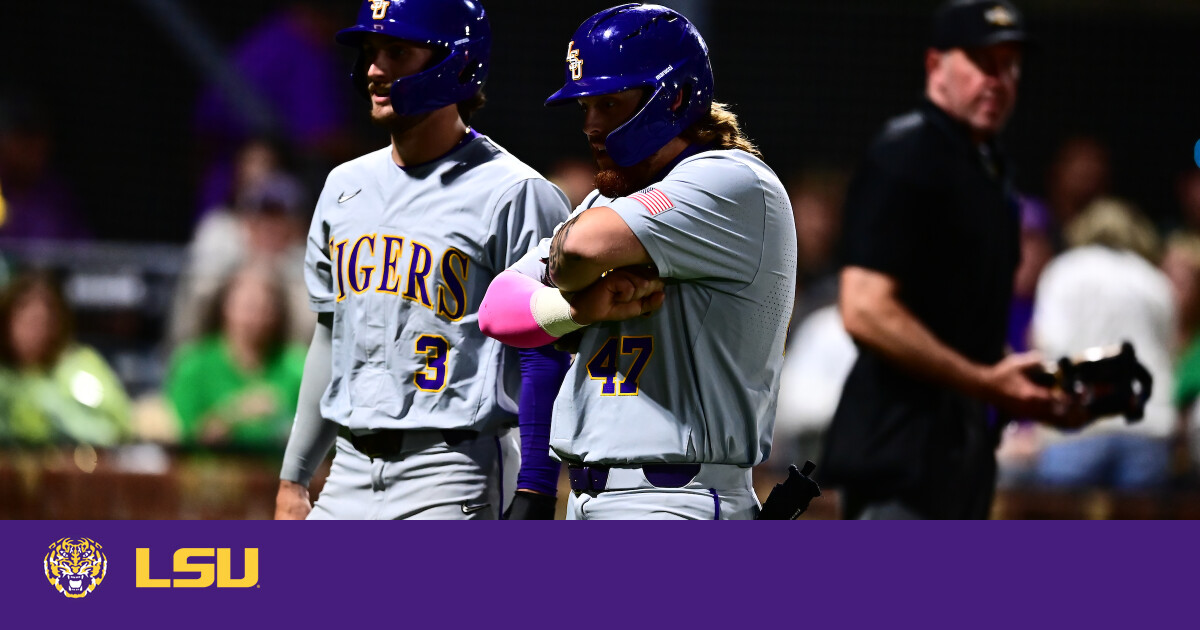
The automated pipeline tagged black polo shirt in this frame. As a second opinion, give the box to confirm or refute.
[820,99,1020,515]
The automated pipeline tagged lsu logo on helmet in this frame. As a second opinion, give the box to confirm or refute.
[44,537,107,599]
[566,41,584,81]
[371,0,388,20]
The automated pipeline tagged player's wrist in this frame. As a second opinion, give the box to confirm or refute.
[567,302,594,326]
[531,286,587,335]
[503,490,558,520]
[278,467,315,488]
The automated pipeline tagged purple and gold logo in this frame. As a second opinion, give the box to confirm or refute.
[44,537,107,599]
[371,0,388,20]
[566,40,584,81]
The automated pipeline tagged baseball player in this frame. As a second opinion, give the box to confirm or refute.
[478,3,797,519]
[274,0,570,520]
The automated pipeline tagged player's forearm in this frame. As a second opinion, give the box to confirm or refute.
[279,314,339,486]
[547,217,610,291]
[479,270,572,347]
[516,345,570,496]
[548,208,650,291]
[841,274,989,398]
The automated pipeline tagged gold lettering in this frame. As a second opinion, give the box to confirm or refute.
[217,548,259,588]
[172,548,215,588]
[135,548,169,588]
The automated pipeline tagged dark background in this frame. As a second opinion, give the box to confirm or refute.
[1,0,1198,242]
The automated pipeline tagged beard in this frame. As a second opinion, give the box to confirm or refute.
[593,153,656,198]
[595,167,643,198]
[368,82,430,135]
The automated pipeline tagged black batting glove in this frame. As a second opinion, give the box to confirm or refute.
[502,491,557,520]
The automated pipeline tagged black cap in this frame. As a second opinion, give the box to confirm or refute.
[931,0,1031,50]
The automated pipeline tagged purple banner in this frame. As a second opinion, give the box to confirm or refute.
[2,521,1192,629]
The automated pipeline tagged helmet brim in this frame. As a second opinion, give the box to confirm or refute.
[335,23,447,48]
[544,73,656,107]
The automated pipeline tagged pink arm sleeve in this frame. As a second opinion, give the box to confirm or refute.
[478,270,559,348]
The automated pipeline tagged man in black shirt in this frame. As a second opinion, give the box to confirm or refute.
[821,0,1086,519]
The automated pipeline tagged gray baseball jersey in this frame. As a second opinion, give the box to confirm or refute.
[305,133,569,434]
[522,149,796,466]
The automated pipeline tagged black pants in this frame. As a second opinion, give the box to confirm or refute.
[841,472,995,519]
[840,448,998,520]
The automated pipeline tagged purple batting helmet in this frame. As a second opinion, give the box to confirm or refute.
[335,0,490,116]
[545,3,715,167]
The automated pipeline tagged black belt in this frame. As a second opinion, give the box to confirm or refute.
[337,426,478,460]
[567,463,702,494]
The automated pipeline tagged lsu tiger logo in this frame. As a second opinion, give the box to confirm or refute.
[44,537,107,599]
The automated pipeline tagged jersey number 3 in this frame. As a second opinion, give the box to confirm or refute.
[414,335,449,392]
[586,336,653,396]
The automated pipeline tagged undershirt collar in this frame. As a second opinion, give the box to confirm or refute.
[394,127,481,172]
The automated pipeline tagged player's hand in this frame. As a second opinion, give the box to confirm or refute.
[502,490,557,520]
[568,266,665,325]
[275,480,313,520]
[980,352,1087,428]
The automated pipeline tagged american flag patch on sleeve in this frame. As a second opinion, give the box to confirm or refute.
[628,188,674,216]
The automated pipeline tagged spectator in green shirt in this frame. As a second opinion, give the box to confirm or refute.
[0,273,131,447]
[166,264,305,452]
[1163,232,1200,475]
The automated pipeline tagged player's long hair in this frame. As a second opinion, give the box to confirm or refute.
[457,90,485,124]
[681,102,762,158]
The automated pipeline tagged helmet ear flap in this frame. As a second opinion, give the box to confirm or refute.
[457,54,483,86]
[675,83,693,119]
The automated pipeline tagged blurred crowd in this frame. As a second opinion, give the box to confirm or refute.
[1,2,1199,516]
[0,1,351,466]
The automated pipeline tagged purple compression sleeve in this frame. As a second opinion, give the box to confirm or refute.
[517,345,571,495]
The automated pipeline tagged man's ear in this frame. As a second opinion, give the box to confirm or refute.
[925,48,943,77]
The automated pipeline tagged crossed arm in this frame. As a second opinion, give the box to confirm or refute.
[547,207,653,291]
[480,207,665,348]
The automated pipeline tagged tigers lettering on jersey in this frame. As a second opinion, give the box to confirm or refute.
[330,233,469,320]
